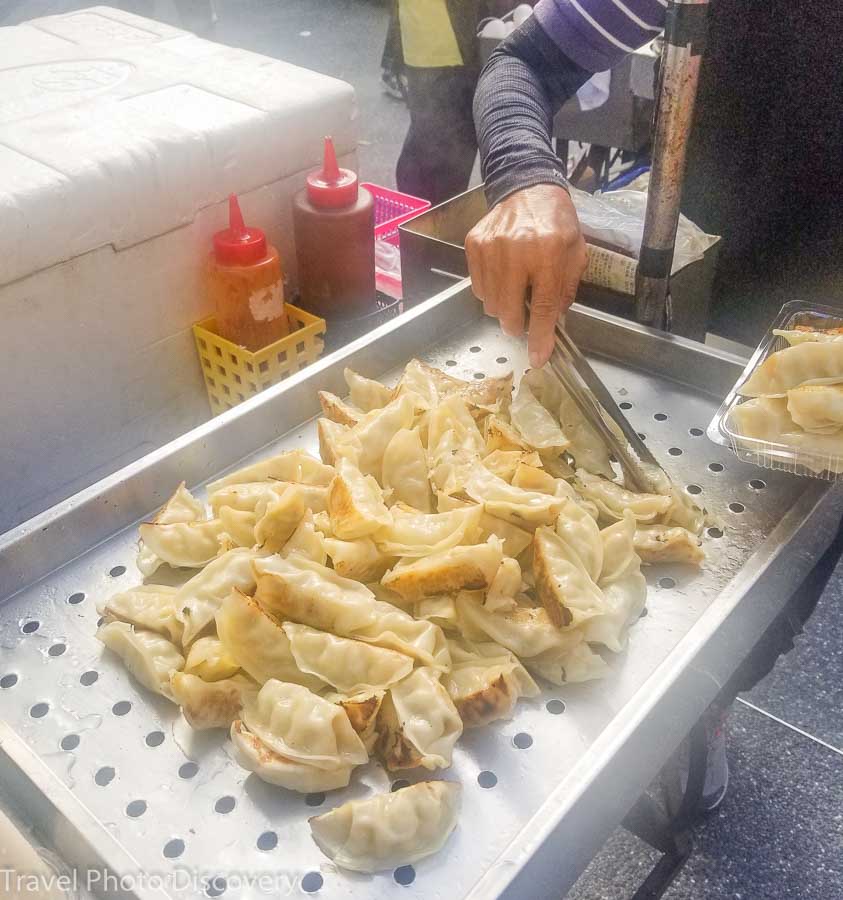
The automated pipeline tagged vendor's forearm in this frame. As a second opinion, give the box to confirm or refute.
[474,17,591,208]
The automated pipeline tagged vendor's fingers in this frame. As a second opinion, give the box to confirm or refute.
[560,235,588,313]
[465,229,487,303]
[496,265,528,337]
[527,265,564,369]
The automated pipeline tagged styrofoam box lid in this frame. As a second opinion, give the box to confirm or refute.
[0,6,358,286]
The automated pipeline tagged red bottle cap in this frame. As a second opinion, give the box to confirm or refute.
[213,194,267,265]
[306,136,359,209]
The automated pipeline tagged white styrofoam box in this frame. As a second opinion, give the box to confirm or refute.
[0,7,358,534]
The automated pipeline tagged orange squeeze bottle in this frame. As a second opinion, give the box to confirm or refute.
[208,194,288,351]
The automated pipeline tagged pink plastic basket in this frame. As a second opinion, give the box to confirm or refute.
[362,183,431,247]
[361,183,430,299]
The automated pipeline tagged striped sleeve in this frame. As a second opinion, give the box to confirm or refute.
[534,0,666,72]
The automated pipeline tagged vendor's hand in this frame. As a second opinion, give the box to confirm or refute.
[465,184,587,368]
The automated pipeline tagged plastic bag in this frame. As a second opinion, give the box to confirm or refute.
[569,186,720,274]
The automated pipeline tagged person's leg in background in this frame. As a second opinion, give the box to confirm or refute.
[394,0,480,204]
[396,65,478,205]
[381,0,408,100]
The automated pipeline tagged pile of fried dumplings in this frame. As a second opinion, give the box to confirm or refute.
[96,359,706,874]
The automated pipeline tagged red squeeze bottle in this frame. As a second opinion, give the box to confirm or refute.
[293,137,375,318]
[208,194,287,351]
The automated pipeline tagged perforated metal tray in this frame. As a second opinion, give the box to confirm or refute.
[1,282,840,900]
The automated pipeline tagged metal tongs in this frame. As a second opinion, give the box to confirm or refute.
[527,298,666,493]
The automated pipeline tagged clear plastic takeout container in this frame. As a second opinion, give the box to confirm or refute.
[707,300,843,480]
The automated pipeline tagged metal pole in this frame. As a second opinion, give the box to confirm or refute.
[635,0,710,329]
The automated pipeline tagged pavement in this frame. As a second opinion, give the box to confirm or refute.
[3,2,842,898]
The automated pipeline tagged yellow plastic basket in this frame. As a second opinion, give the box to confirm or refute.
[192,304,326,415]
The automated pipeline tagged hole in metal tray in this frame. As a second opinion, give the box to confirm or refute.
[301,872,323,893]
[80,670,98,686]
[0,674,18,689]
[513,732,533,750]
[394,866,416,885]
[48,643,66,657]
[21,621,39,634]
[68,592,85,605]
[545,699,566,715]
[477,770,498,789]
[179,762,199,780]
[112,701,131,717]
[214,796,236,814]
[95,766,115,786]
[61,734,80,752]
[146,731,165,748]
[30,702,49,718]
[206,876,227,897]
[126,800,147,818]
[257,831,278,851]
[163,838,185,859]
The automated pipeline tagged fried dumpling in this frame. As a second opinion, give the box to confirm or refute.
[325,690,385,753]
[136,483,209,575]
[309,781,460,873]
[253,483,306,552]
[171,672,257,730]
[633,525,705,565]
[510,378,569,451]
[318,417,359,468]
[375,504,482,557]
[137,517,225,573]
[482,449,542,482]
[325,533,394,580]
[215,588,325,691]
[175,547,266,645]
[554,497,604,582]
[583,511,646,652]
[445,640,539,727]
[465,466,566,528]
[328,458,392,539]
[381,427,432,513]
[523,639,611,685]
[773,326,843,345]
[523,367,613,477]
[344,394,417,477]
[532,526,605,628]
[208,481,328,516]
[485,414,532,453]
[414,594,460,631]
[242,680,368,772]
[97,621,184,699]
[282,510,328,565]
[254,556,451,669]
[230,720,354,792]
[436,493,534,558]
[455,592,580,659]
[216,505,258,549]
[738,341,843,398]
[318,391,364,426]
[184,635,240,682]
[484,556,522,612]
[786,384,843,433]
[378,668,463,770]
[282,623,414,694]
[207,449,334,493]
[344,367,393,411]
[575,470,672,523]
[97,584,182,644]
[382,536,503,600]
